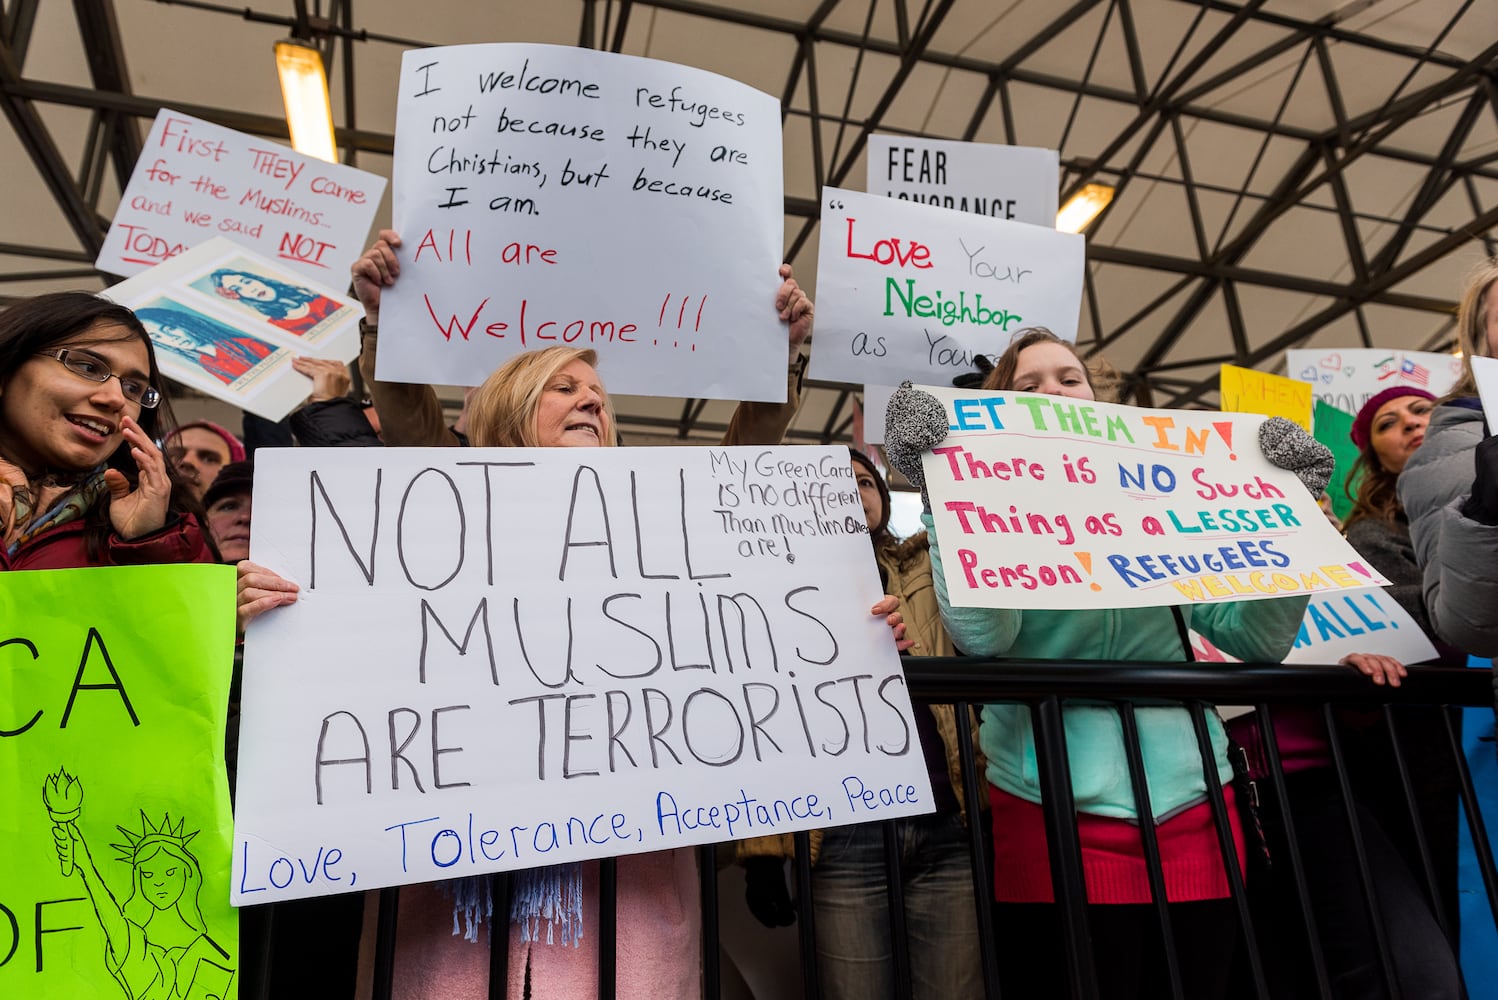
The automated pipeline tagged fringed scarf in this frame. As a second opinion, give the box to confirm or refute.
[440,863,584,947]
[0,458,106,557]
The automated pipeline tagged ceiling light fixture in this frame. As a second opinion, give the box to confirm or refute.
[275,39,338,163]
[1056,183,1115,234]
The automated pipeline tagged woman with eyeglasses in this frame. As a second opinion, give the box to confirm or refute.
[0,292,210,570]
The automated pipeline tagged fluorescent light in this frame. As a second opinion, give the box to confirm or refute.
[275,40,338,163]
[1056,183,1115,233]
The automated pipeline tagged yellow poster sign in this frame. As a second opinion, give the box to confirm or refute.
[1220,364,1313,430]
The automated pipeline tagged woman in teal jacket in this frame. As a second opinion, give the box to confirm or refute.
[885,329,1332,1000]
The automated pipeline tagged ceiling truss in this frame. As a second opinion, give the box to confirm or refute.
[2,0,1495,440]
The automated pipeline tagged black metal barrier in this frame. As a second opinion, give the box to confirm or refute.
[245,660,1498,1000]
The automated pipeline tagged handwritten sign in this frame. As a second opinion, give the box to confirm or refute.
[810,186,1083,388]
[97,111,385,281]
[0,565,238,999]
[1471,355,1498,433]
[921,387,1389,610]
[1284,587,1439,665]
[1285,348,1462,415]
[1220,364,1313,430]
[232,446,932,903]
[861,137,1060,443]
[105,237,360,420]
[376,43,785,401]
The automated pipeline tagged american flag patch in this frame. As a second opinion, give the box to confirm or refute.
[1401,358,1430,385]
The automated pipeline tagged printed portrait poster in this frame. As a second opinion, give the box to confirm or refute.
[105,237,360,421]
[862,136,1062,444]
[1219,364,1313,431]
[920,386,1389,610]
[97,110,386,282]
[0,564,238,1000]
[377,43,786,402]
[232,446,934,903]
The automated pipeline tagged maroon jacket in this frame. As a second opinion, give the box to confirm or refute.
[1,513,212,571]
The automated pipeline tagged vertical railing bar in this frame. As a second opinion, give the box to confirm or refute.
[372,887,400,1000]
[1116,702,1185,1000]
[698,844,722,1000]
[245,903,274,1000]
[793,830,822,1000]
[881,819,914,1000]
[1322,703,1402,999]
[1443,707,1498,929]
[1381,704,1453,938]
[1031,695,1098,1000]
[1186,703,1269,1000]
[1254,704,1333,999]
[598,857,618,1000]
[953,701,1003,998]
[488,873,510,1000]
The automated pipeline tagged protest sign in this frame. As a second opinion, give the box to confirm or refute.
[232,445,932,903]
[1285,348,1463,414]
[1471,355,1498,433]
[861,137,1060,444]
[1220,364,1312,430]
[0,564,237,999]
[376,43,785,401]
[97,111,385,281]
[1283,587,1439,665]
[920,386,1389,610]
[810,187,1083,388]
[106,237,360,420]
[866,135,1059,223]
[1312,400,1360,521]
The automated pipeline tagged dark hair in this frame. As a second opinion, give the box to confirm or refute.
[981,327,1120,402]
[0,292,199,557]
[137,305,247,353]
[209,269,316,320]
[1341,393,1434,531]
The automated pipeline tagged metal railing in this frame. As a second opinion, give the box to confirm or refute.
[242,659,1498,1000]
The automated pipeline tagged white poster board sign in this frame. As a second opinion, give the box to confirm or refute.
[1471,355,1498,433]
[810,187,1082,388]
[105,237,360,420]
[921,386,1389,610]
[862,137,1060,443]
[233,446,933,903]
[97,111,385,281]
[1285,348,1463,415]
[1283,588,1439,665]
[376,44,785,401]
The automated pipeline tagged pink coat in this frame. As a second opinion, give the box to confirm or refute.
[357,849,701,1000]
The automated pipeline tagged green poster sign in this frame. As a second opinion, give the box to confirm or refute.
[0,564,238,1000]
[1313,400,1362,522]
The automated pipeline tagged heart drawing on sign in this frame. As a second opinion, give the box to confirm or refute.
[1321,374,1334,384]
[1299,366,1318,381]
[1321,353,1342,370]
[1343,366,1354,376]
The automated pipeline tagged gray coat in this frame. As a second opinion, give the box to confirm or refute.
[1397,402,1498,656]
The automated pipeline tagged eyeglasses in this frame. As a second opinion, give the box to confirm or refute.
[42,349,161,409]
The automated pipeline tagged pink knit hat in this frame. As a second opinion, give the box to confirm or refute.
[169,420,246,463]
[1350,386,1436,449]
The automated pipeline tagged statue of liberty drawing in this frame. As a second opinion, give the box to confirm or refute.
[44,767,235,1000]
